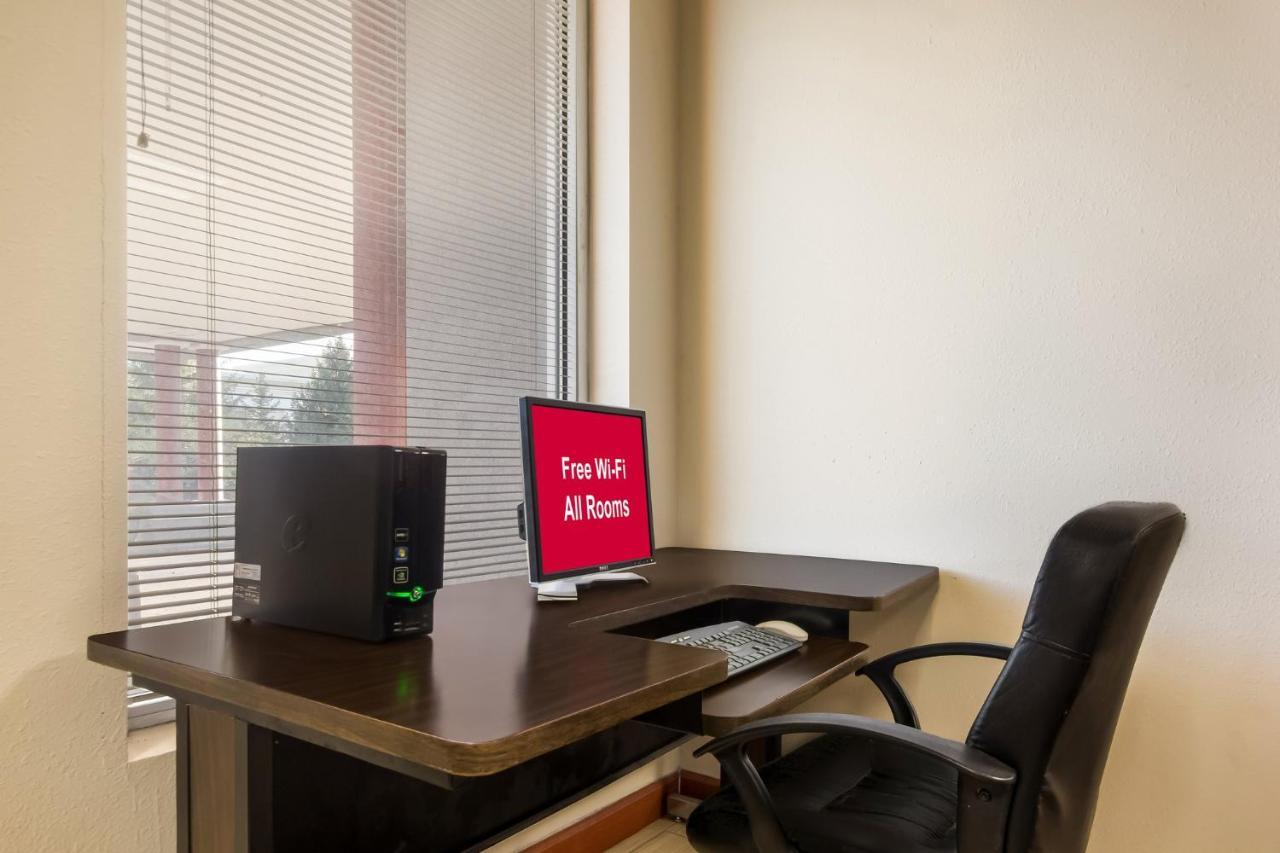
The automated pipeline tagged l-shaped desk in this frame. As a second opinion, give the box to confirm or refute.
[88,547,937,852]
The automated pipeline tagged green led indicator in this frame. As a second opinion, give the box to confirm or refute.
[387,585,426,603]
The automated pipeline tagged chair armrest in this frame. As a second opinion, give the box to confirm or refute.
[695,712,1015,784]
[857,642,1012,728]
[694,713,1016,853]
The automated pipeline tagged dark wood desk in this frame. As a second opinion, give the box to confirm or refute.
[89,547,936,852]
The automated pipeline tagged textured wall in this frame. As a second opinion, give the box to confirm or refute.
[0,1,175,850]
[675,1,1280,850]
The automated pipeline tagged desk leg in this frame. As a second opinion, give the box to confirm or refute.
[178,702,268,853]
[175,703,189,853]
[745,735,782,767]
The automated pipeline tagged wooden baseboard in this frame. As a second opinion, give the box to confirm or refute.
[524,775,677,853]
[675,769,720,801]
[525,769,720,853]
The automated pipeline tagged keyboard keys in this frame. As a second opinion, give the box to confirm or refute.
[657,620,803,679]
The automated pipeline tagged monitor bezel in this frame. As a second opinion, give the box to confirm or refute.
[519,396,657,585]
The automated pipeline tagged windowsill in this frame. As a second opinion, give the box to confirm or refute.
[128,722,177,763]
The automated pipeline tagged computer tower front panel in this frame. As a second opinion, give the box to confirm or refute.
[383,447,446,638]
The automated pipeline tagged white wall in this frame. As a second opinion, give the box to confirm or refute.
[0,1,174,851]
[675,1,1280,850]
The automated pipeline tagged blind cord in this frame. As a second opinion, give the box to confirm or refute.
[136,0,150,147]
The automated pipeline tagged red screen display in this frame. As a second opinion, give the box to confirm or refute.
[528,404,653,576]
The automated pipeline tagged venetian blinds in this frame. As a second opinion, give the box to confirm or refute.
[124,0,577,726]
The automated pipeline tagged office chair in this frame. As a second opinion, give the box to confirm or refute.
[687,502,1185,853]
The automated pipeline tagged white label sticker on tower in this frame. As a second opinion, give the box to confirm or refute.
[234,562,262,581]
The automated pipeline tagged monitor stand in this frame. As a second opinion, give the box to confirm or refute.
[536,571,649,601]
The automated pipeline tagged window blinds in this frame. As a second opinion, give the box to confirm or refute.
[124,0,577,726]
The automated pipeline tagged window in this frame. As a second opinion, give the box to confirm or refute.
[124,0,579,728]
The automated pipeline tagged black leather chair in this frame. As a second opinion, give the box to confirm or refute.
[687,502,1185,853]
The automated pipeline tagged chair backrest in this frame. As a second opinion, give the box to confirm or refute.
[965,502,1185,853]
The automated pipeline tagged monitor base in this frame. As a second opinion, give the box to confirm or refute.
[536,571,649,601]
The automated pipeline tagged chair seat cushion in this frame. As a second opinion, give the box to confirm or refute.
[687,733,959,853]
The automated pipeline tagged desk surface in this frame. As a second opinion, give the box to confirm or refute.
[88,547,936,777]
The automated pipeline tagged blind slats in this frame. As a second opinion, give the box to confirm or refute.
[125,0,577,728]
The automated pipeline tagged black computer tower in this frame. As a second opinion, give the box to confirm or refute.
[232,445,446,641]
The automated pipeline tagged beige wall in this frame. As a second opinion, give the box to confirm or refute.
[675,1,1280,850]
[627,0,680,548]
[589,0,681,545]
[0,1,174,851]
[12,1,1277,851]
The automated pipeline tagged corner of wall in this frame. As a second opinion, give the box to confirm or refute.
[587,0,683,545]
[627,0,680,546]
[672,0,707,547]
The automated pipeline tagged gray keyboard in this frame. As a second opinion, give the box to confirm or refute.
[656,620,802,678]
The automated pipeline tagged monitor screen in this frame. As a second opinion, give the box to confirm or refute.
[519,398,655,581]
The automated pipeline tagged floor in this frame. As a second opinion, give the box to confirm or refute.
[604,817,695,853]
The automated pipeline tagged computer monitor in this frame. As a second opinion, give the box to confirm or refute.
[518,397,656,588]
